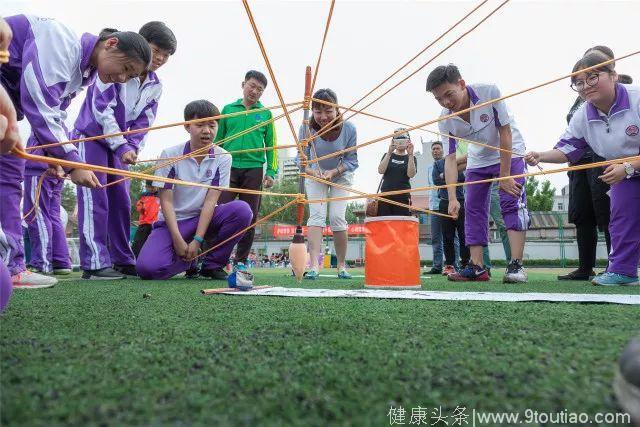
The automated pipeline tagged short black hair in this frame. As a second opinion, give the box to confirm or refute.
[426,64,462,92]
[244,70,268,87]
[99,28,152,69]
[184,100,220,121]
[139,21,177,55]
[431,141,443,148]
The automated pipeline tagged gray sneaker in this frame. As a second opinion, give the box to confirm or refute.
[614,338,640,425]
[503,259,528,283]
[82,267,126,280]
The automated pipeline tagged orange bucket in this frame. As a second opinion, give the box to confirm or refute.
[364,216,420,289]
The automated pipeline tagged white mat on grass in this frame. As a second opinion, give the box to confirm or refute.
[219,287,640,305]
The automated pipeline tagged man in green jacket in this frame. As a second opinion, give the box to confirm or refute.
[216,70,278,266]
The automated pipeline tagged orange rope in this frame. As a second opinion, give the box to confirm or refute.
[26,101,303,152]
[242,0,302,154]
[190,198,300,261]
[306,51,640,165]
[11,147,298,197]
[137,142,300,163]
[311,97,532,158]
[310,0,336,95]
[303,173,453,219]
[314,0,487,134]
[101,105,302,189]
[308,154,640,204]
[21,173,47,222]
[313,0,508,140]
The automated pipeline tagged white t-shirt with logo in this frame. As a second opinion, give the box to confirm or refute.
[437,83,526,169]
[153,142,231,221]
[555,84,640,167]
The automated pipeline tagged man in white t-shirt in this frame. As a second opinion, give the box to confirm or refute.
[426,64,529,283]
[136,100,252,280]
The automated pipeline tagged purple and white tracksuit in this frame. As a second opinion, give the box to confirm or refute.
[22,174,71,272]
[73,72,162,271]
[437,83,529,247]
[555,83,640,278]
[0,15,97,276]
[136,143,253,279]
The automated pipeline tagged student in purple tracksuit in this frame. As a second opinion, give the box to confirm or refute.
[0,14,151,288]
[0,17,18,309]
[526,51,640,286]
[22,173,71,275]
[73,22,176,280]
[426,64,530,284]
[136,100,253,280]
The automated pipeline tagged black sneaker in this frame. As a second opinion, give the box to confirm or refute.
[557,269,595,281]
[200,267,229,280]
[424,267,442,275]
[82,267,126,280]
[185,266,200,279]
[614,338,640,425]
[113,264,138,277]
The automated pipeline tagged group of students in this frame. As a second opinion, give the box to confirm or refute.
[0,13,638,313]
[0,13,362,311]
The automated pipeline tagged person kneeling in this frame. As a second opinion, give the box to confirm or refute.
[136,100,252,280]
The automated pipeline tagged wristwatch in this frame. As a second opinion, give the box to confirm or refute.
[623,162,636,179]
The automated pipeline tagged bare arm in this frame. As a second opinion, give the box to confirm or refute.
[184,188,222,259]
[524,149,569,166]
[456,154,468,172]
[378,153,391,174]
[407,155,417,178]
[444,153,458,201]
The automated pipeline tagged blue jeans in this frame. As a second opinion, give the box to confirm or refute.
[431,215,443,269]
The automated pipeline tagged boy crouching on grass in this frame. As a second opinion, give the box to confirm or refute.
[136,100,252,280]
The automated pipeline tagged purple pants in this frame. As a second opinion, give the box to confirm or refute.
[136,200,252,279]
[607,178,640,278]
[23,175,71,272]
[77,142,134,270]
[465,158,529,246]
[0,261,12,311]
[0,154,26,276]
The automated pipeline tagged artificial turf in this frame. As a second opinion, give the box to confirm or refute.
[2,268,638,426]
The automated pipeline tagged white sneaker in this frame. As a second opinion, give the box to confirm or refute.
[503,259,528,284]
[53,268,72,275]
[12,270,58,289]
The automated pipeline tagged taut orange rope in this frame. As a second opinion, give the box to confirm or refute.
[191,198,300,261]
[11,147,298,197]
[306,52,640,165]
[310,0,336,95]
[101,105,302,190]
[308,154,640,204]
[242,0,302,153]
[313,0,509,140]
[26,101,303,152]
[303,173,454,219]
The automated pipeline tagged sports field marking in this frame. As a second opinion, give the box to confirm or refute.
[212,287,640,305]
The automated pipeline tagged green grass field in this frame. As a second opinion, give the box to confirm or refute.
[2,268,639,426]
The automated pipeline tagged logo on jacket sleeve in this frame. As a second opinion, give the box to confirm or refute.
[626,125,639,137]
[480,113,490,123]
[206,169,213,178]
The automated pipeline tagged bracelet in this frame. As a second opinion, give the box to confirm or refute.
[193,235,205,244]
